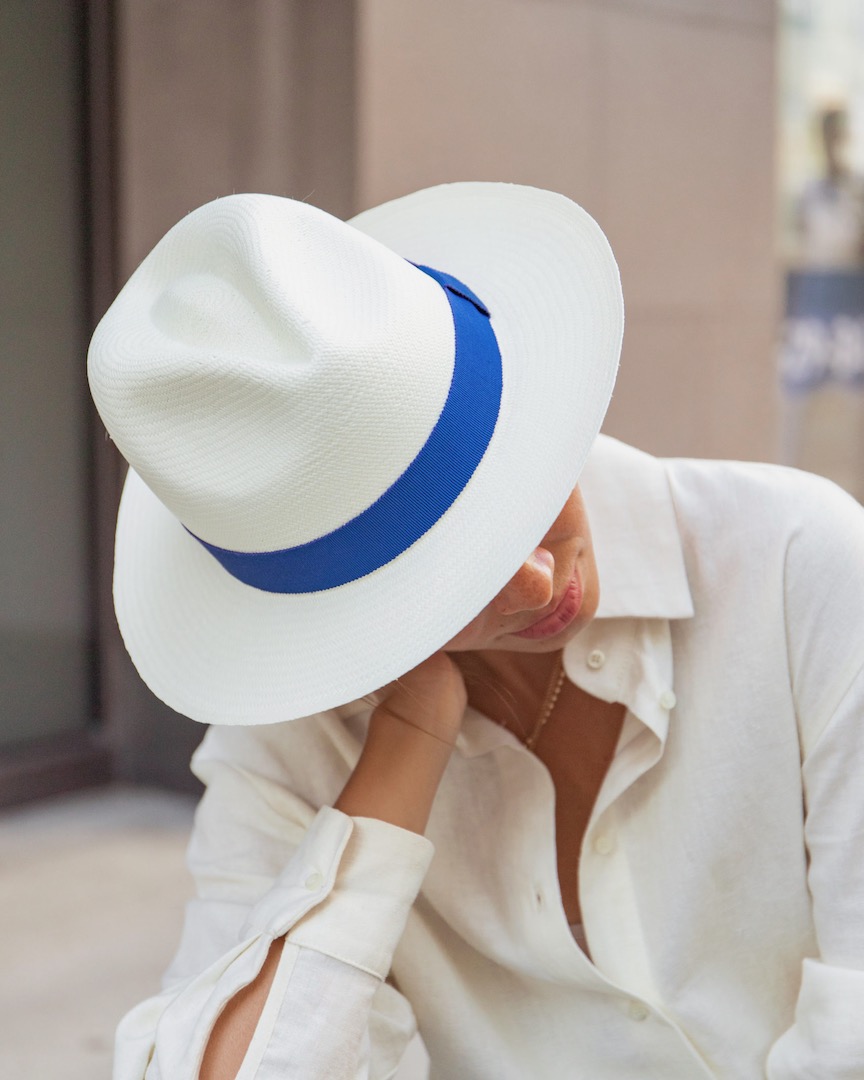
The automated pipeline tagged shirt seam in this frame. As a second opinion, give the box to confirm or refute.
[783,528,864,756]
[803,651,864,762]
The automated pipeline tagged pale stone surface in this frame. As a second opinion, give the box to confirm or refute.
[0,786,195,1079]
[0,783,430,1079]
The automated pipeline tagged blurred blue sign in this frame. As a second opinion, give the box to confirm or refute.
[780,269,864,392]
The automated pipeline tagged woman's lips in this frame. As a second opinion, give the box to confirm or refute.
[513,574,583,641]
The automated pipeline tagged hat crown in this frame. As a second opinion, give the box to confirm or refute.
[89,194,455,551]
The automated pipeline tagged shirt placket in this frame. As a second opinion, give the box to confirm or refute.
[564,619,673,990]
[431,618,715,1076]
[556,619,715,1075]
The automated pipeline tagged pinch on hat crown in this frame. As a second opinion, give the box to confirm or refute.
[88,194,456,554]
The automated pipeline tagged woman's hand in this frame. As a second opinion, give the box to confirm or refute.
[204,656,465,1079]
[335,653,467,834]
[373,651,468,747]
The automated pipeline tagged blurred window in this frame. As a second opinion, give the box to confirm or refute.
[778,0,864,500]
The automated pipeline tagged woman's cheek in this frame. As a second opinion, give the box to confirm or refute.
[444,610,493,651]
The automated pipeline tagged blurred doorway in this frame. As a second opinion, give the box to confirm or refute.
[0,2,108,804]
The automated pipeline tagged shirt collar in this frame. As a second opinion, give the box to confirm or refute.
[579,435,694,620]
[454,435,694,758]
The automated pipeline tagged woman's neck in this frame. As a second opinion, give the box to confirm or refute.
[451,648,562,734]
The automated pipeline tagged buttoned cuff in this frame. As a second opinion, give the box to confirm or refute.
[767,958,864,1077]
[243,806,434,979]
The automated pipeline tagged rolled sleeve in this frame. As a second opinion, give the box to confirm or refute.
[281,815,435,978]
[240,807,355,939]
[114,766,433,1079]
[767,644,864,1075]
[767,961,864,1078]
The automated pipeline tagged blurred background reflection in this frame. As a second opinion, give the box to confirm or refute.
[779,0,864,498]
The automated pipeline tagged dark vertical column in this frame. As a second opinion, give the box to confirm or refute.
[0,0,112,805]
[82,0,139,792]
[98,0,359,791]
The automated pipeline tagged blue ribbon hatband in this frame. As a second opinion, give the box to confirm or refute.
[192,264,503,593]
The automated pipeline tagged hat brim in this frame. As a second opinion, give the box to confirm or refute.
[113,182,623,724]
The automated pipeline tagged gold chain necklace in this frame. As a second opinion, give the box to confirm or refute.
[523,652,566,751]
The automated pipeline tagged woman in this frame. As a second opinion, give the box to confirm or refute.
[89,184,864,1079]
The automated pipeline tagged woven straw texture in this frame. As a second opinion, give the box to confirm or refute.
[89,183,623,725]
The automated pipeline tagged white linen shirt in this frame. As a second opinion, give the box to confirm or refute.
[114,436,864,1079]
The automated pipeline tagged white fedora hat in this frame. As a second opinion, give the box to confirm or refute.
[88,183,623,726]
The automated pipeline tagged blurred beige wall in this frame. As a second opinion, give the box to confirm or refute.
[118,0,356,274]
[357,0,780,460]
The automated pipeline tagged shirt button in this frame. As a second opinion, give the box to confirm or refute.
[304,871,324,891]
[593,833,615,855]
[627,1000,650,1022]
[586,649,606,670]
[659,689,677,710]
